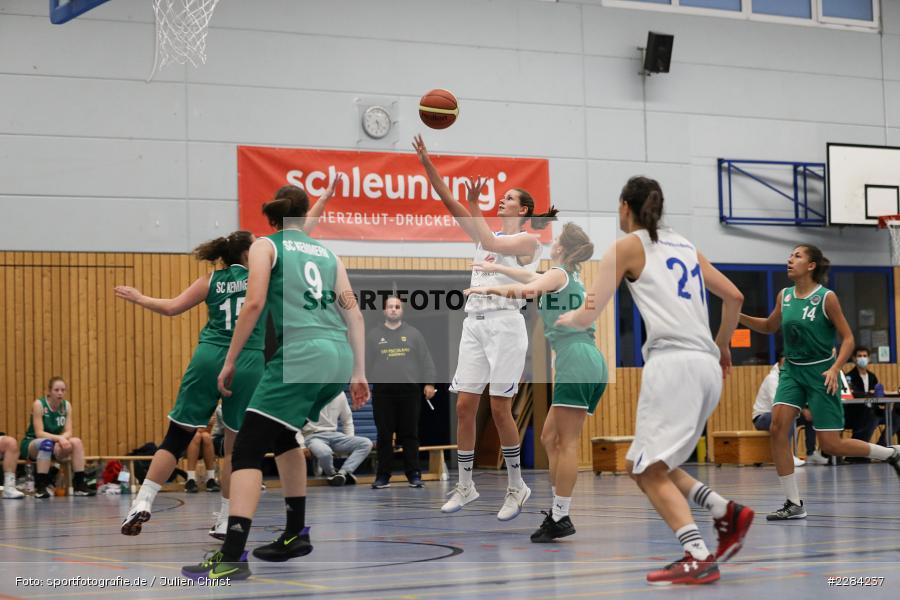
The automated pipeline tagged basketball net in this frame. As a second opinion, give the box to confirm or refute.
[877,215,900,266]
[149,0,220,81]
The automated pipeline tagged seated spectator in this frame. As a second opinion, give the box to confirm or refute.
[184,417,219,493]
[845,346,879,444]
[300,391,373,487]
[752,357,825,465]
[20,377,95,497]
[1,434,24,499]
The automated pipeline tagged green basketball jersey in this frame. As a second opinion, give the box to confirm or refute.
[538,267,595,349]
[264,229,347,344]
[25,396,67,438]
[781,285,835,364]
[199,264,266,351]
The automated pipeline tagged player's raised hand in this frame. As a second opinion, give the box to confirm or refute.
[321,174,343,201]
[465,176,486,205]
[412,135,431,165]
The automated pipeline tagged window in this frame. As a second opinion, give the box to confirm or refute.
[602,0,878,30]
[707,269,771,365]
[616,285,646,367]
[821,0,874,22]
[752,0,811,19]
[830,269,894,362]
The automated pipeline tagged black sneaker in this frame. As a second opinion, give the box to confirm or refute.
[530,511,575,543]
[407,473,424,488]
[181,550,250,581]
[766,499,807,521]
[327,472,346,487]
[185,479,198,493]
[73,482,96,497]
[372,476,391,489]
[34,487,51,499]
[343,471,357,485]
[252,528,313,562]
[887,448,900,479]
[205,478,221,493]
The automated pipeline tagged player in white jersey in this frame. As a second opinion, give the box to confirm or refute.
[413,136,556,520]
[557,176,753,586]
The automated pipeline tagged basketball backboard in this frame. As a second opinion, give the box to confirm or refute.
[827,143,900,226]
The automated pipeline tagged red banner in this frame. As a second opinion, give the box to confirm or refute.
[237,146,551,242]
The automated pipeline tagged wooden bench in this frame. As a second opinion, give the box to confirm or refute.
[591,436,633,474]
[711,431,771,466]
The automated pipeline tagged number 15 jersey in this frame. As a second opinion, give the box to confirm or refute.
[201,264,266,351]
[625,228,719,362]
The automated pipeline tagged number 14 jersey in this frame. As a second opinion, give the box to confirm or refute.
[625,228,719,362]
[781,285,834,364]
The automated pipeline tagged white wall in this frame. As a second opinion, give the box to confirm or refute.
[0,0,897,264]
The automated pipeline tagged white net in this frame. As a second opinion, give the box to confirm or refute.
[149,0,220,80]
[885,220,900,265]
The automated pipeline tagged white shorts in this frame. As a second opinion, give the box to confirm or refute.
[627,350,722,474]
[450,311,527,398]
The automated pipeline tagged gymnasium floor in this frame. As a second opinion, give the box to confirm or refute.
[1,464,898,599]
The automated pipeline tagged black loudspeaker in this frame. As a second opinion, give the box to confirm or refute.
[643,32,674,74]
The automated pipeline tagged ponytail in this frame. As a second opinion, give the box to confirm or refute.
[262,185,310,229]
[513,188,559,230]
[193,230,254,266]
[621,176,664,242]
[558,222,594,271]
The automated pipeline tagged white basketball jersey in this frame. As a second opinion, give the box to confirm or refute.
[466,232,540,313]
[625,229,719,361]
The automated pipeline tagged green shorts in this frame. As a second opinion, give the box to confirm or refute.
[552,342,607,416]
[19,437,36,460]
[168,343,265,432]
[774,358,845,431]
[246,338,353,431]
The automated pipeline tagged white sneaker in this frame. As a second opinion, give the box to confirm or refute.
[441,483,479,513]
[792,455,806,467]
[497,483,531,521]
[806,451,828,465]
[209,510,227,540]
[120,499,151,536]
[2,486,24,499]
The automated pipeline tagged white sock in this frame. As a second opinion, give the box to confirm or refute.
[551,495,571,522]
[220,497,230,516]
[501,445,524,488]
[186,470,196,482]
[867,443,894,461]
[688,482,729,519]
[4,471,15,488]
[137,479,162,506]
[551,485,556,497]
[779,474,801,505]
[675,523,710,560]
[457,451,475,487]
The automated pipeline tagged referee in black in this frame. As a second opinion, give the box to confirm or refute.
[367,295,437,488]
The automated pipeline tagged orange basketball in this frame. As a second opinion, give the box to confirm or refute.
[419,88,459,129]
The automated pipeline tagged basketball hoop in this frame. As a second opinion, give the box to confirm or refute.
[877,214,900,265]
[149,0,220,81]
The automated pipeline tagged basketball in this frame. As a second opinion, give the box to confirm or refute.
[419,88,459,129]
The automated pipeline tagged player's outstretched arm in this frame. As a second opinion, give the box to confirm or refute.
[466,268,567,301]
[738,291,782,334]
[334,258,370,409]
[472,260,539,284]
[464,177,540,257]
[412,135,479,240]
[114,276,209,317]
[699,252,744,376]
[303,175,342,235]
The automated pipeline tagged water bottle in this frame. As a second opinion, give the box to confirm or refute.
[875,383,885,398]
[24,463,34,494]
[118,464,131,495]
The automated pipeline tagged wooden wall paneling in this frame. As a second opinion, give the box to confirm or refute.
[0,254,8,437]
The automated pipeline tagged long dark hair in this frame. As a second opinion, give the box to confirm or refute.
[558,222,594,272]
[796,244,830,284]
[620,176,664,242]
[262,185,310,229]
[193,230,254,266]
[513,188,558,230]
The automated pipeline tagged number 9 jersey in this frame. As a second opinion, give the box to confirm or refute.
[624,229,719,362]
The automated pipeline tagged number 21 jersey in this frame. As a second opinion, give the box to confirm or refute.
[625,229,719,361]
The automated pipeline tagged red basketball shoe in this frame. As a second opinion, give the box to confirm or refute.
[646,553,720,586]
[714,501,755,562]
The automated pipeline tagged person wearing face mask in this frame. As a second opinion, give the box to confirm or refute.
[845,346,880,447]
